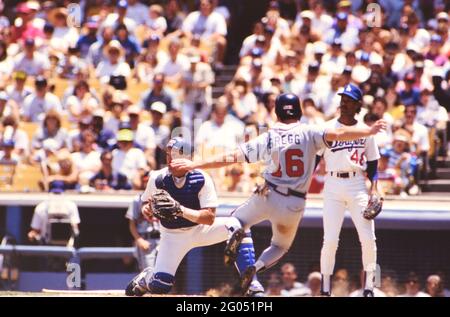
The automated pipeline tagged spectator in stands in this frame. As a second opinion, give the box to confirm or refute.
[28,180,80,245]
[0,91,19,120]
[145,4,167,37]
[182,0,227,68]
[398,272,430,297]
[32,110,68,153]
[141,73,174,112]
[71,130,101,185]
[227,78,258,123]
[164,0,184,35]
[300,97,325,125]
[69,116,93,153]
[126,105,156,169]
[12,38,50,77]
[11,3,43,43]
[332,268,350,297]
[22,76,62,123]
[104,91,128,134]
[64,80,99,123]
[92,109,116,151]
[5,71,33,108]
[402,104,430,157]
[195,99,245,154]
[47,7,79,53]
[112,129,147,183]
[280,263,310,296]
[398,72,421,106]
[306,272,322,297]
[103,0,137,36]
[96,40,131,84]
[425,274,448,297]
[115,23,140,68]
[0,139,19,164]
[324,12,359,52]
[265,272,283,296]
[222,165,251,193]
[149,102,170,169]
[181,54,214,130]
[0,39,12,83]
[364,112,392,149]
[1,115,29,158]
[87,26,115,67]
[45,150,78,191]
[124,0,148,25]
[90,150,131,191]
[76,19,100,59]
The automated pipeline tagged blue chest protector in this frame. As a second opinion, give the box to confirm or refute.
[155,170,205,229]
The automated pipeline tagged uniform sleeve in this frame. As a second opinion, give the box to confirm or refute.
[125,196,140,221]
[365,135,380,161]
[239,132,270,163]
[198,171,219,209]
[141,171,158,202]
[68,202,81,225]
[309,125,330,152]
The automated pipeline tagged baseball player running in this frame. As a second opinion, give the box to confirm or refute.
[318,84,381,297]
[125,137,251,296]
[171,93,386,295]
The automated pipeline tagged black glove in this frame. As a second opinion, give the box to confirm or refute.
[150,189,183,221]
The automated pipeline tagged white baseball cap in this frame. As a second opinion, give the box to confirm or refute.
[150,101,167,114]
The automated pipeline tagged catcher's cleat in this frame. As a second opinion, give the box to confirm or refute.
[320,291,331,297]
[246,280,265,297]
[240,265,256,295]
[125,267,152,296]
[224,228,245,266]
[363,289,374,297]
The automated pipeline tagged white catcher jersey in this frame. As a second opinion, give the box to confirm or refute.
[319,118,380,172]
[239,122,328,193]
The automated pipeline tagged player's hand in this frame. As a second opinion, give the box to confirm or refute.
[142,202,153,222]
[136,237,150,251]
[369,120,387,135]
[170,158,195,174]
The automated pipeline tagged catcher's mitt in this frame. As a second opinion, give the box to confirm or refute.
[363,194,384,220]
[150,189,183,221]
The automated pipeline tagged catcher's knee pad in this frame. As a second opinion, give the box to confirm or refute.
[235,232,256,276]
[148,272,174,294]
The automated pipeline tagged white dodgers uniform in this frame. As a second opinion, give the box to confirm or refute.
[234,121,329,269]
[319,118,380,278]
[139,167,239,293]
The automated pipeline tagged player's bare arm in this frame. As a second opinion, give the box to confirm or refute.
[180,207,216,225]
[170,149,245,173]
[325,119,386,142]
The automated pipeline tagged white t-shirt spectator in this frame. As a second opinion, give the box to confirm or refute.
[96,60,131,83]
[145,16,167,34]
[182,11,227,38]
[155,54,190,78]
[112,147,147,181]
[195,115,245,151]
[411,122,430,153]
[133,124,156,151]
[31,198,80,242]
[13,52,50,76]
[51,27,79,52]
[102,13,137,35]
[22,93,63,122]
[281,282,311,297]
[407,29,430,53]
[126,2,149,25]
[71,150,102,182]
[295,12,334,37]
[5,84,33,107]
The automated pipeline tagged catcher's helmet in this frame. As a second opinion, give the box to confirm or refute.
[166,137,191,158]
[275,93,302,121]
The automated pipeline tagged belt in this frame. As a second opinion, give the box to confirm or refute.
[141,231,160,240]
[329,172,357,179]
[266,180,306,199]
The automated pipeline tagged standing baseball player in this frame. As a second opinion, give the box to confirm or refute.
[126,189,161,273]
[125,137,253,296]
[171,93,386,295]
[318,84,382,297]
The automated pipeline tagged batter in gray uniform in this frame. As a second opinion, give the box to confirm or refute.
[171,93,386,295]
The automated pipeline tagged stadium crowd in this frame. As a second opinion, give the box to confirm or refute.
[206,262,450,297]
[0,0,449,198]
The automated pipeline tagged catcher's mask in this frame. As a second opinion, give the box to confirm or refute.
[166,137,192,159]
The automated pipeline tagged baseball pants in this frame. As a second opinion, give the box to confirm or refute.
[136,238,159,272]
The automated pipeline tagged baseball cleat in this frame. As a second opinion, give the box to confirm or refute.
[224,228,245,266]
[240,265,256,295]
[363,289,374,297]
[246,280,265,297]
[125,267,152,296]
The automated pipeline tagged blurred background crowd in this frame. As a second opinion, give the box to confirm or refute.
[0,0,449,197]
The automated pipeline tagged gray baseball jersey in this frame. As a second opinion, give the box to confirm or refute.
[239,122,328,193]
